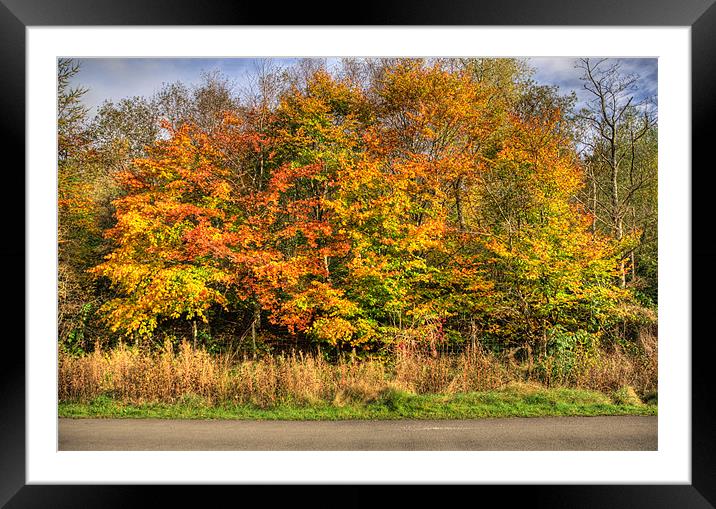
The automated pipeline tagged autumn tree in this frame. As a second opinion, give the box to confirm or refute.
[91,122,241,344]
[335,60,497,339]
[90,97,161,167]
[58,59,110,350]
[155,71,240,132]
[476,106,627,354]
[86,58,649,355]
[576,58,657,293]
[251,69,367,346]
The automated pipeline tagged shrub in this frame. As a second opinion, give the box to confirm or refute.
[612,385,643,406]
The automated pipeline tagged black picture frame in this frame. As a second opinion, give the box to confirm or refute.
[3,0,714,506]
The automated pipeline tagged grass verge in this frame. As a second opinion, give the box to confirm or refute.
[59,384,656,420]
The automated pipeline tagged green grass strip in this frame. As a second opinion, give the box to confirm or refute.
[59,386,657,420]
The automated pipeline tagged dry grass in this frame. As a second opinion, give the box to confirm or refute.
[393,341,509,394]
[59,330,657,407]
[566,329,657,396]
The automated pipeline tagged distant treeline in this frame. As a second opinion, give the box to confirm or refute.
[58,57,657,358]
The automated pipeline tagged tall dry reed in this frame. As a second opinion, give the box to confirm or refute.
[59,331,657,407]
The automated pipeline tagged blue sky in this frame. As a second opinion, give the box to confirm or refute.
[69,57,657,116]
[529,57,657,110]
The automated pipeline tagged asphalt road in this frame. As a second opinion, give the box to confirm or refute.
[59,416,657,451]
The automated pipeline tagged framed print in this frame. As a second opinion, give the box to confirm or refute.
[4,0,715,506]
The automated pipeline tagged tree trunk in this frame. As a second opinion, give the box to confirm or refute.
[611,140,626,289]
[591,168,598,236]
[192,320,197,349]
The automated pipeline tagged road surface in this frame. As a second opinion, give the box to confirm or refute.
[59,415,657,450]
